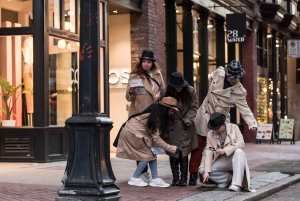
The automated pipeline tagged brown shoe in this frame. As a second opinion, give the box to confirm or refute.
[199,173,217,188]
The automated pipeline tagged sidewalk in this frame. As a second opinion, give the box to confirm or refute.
[0,142,299,201]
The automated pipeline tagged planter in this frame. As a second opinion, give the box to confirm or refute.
[2,120,16,127]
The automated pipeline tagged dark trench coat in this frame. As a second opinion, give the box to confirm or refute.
[162,86,199,158]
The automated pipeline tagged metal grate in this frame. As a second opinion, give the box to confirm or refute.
[5,138,30,153]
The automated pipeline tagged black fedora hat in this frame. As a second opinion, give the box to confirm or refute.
[139,50,156,61]
[168,72,188,88]
[207,112,226,130]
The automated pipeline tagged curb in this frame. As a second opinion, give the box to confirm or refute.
[226,174,300,201]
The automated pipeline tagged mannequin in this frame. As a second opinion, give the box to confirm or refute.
[22,36,34,126]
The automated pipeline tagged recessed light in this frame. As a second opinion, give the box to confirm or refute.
[113,10,117,13]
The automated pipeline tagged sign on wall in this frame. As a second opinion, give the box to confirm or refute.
[226,13,246,43]
[287,40,300,58]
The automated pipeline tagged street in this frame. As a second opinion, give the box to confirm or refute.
[259,181,300,201]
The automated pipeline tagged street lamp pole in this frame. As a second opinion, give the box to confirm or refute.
[56,0,121,200]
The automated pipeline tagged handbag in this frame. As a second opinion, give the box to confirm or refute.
[113,113,140,148]
[113,122,126,148]
[149,142,165,155]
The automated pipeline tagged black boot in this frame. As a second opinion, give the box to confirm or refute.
[188,172,198,186]
[169,157,180,186]
[178,154,188,186]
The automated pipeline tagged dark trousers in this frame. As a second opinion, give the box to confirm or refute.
[189,135,206,173]
[137,161,148,174]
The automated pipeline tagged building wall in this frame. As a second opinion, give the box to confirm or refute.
[287,58,300,140]
[243,30,258,142]
[130,0,166,78]
[108,14,131,152]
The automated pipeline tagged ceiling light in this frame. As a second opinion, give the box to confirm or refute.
[113,10,117,13]
[267,33,272,38]
[58,40,66,49]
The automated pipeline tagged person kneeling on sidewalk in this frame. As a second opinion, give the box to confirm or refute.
[199,112,255,192]
[116,97,182,188]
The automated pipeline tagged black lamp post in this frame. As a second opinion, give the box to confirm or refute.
[56,0,121,200]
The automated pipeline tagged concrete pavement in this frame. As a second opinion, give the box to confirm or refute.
[0,141,299,200]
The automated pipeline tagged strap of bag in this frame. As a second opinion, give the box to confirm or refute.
[145,73,160,89]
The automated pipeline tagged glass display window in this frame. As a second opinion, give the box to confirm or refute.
[0,0,33,27]
[0,35,33,126]
[48,36,79,125]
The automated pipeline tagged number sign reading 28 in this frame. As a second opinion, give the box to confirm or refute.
[227,30,245,43]
[226,13,247,43]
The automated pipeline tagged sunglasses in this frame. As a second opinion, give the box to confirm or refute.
[208,147,216,151]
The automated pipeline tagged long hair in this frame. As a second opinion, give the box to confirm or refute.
[130,103,170,133]
[164,85,193,105]
[130,59,159,78]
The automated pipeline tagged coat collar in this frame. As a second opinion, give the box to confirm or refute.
[212,123,233,147]
[211,69,246,97]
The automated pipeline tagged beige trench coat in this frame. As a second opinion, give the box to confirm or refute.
[194,67,257,137]
[126,69,165,117]
[200,123,252,190]
[162,86,199,158]
[116,113,177,162]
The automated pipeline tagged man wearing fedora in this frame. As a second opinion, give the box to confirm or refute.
[190,60,257,186]
[161,72,198,186]
[199,112,253,192]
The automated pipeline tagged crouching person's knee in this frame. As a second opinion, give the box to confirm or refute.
[199,167,204,175]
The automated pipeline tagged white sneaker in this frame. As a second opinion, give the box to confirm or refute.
[140,172,151,183]
[128,177,148,187]
[229,185,241,192]
[149,178,170,188]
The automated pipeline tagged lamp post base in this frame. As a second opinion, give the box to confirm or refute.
[56,114,121,201]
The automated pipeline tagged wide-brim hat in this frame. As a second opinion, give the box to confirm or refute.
[168,72,188,88]
[207,112,226,130]
[139,50,156,61]
[225,60,244,79]
[159,97,179,111]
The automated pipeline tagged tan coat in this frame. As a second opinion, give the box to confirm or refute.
[200,123,252,190]
[194,67,257,137]
[116,113,177,161]
[126,69,165,117]
[162,86,199,158]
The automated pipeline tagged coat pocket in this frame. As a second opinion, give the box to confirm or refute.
[128,134,146,149]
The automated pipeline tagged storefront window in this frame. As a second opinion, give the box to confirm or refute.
[0,35,33,126]
[49,36,79,125]
[0,0,33,27]
[64,0,76,32]
[49,0,61,29]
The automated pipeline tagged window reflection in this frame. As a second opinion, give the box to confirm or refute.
[49,36,79,125]
[0,0,33,27]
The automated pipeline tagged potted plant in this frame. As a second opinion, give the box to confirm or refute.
[0,76,31,126]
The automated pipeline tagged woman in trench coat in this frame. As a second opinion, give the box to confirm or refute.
[116,97,181,188]
[191,60,257,185]
[126,50,165,117]
[125,50,165,182]
[199,112,254,192]
[161,72,198,186]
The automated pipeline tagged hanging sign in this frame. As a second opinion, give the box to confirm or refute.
[287,40,300,58]
[226,13,247,43]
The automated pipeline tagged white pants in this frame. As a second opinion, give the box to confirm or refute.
[199,149,245,187]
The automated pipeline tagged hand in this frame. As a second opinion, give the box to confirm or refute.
[216,149,225,155]
[185,122,191,128]
[153,93,160,102]
[203,172,210,183]
[250,127,257,131]
[129,87,136,93]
